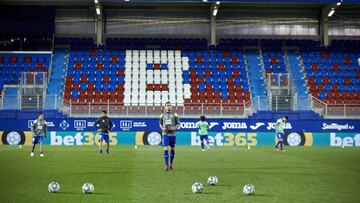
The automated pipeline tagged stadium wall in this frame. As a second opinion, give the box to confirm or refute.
[53,7,360,39]
[0,118,359,147]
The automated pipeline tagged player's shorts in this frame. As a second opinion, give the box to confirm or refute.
[33,135,45,144]
[200,135,208,142]
[99,133,110,143]
[276,133,284,141]
[162,135,176,148]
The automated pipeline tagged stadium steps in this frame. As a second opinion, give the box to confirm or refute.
[45,49,68,109]
[248,110,323,120]
[287,49,311,110]
[2,87,19,109]
[245,49,269,111]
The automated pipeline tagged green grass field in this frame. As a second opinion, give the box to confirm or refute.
[0,145,359,203]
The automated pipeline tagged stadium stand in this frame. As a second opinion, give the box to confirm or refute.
[1,37,359,118]
[0,53,51,87]
[62,38,251,116]
[301,40,360,117]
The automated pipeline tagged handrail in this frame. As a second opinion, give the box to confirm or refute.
[62,100,252,118]
[310,95,360,118]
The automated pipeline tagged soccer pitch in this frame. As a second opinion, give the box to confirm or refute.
[0,146,359,203]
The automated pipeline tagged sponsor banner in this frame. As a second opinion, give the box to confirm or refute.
[46,131,136,146]
[319,132,360,147]
[0,131,359,147]
[0,118,359,133]
[0,131,136,146]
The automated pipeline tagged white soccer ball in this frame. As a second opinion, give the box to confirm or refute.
[207,176,218,185]
[191,182,204,194]
[243,184,255,195]
[48,182,60,193]
[82,182,94,194]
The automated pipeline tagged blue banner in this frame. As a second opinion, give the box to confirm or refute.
[0,118,358,133]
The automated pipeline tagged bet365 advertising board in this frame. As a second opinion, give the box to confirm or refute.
[0,118,359,147]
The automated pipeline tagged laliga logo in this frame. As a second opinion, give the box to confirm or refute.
[266,122,292,130]
[222,122,247,130]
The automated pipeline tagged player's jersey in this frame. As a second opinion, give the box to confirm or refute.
[197,121,209,135]
[160,112,180,136]
[275,118,285,133]
[32,119,47,136]
[94,116,113,133]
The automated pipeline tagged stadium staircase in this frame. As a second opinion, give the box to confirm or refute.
[260,39,293,111]
[245,48,269,111]
[286,49,311,110]
[45,49,68,109]
[2,87,19,109]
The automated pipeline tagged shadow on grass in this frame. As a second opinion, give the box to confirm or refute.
[87,192,109,196]
[253,193,269,197]
[200,192,221,195]
[211,184,231,187]
[51,192,109,196]
[65,171,128,176]
[184,191,221,195]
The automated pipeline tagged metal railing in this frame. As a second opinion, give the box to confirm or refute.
[311,96,360,119]
[253,95,310,111]
[20,72,48,85]
[265,73,292,94]
[62,100,252,118]
[0,94,61,110]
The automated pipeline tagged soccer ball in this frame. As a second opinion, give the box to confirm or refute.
[82,182,94,194]
[243,184,255,195]
[48,182,60,193]
[207,176,218,185]
[191,182,204,194]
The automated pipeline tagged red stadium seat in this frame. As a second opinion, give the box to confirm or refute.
[332,64,340,72]
[270,57,278,65]
[10,56,17,63]
[331,85,339,92]
[321,51,329,58]
[323,77,330,85]
[96,63,104,69]
[24,56,32,63]
[344,57,352,65]
[311,64,319,71]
